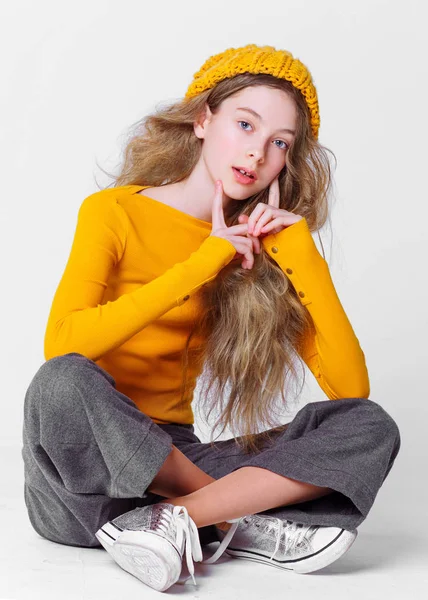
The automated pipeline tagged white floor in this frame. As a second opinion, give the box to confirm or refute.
[1,444,426,600]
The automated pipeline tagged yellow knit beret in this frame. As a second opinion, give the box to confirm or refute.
[185,43,320,139]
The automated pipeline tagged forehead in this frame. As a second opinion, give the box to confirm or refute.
[221,85,296,122]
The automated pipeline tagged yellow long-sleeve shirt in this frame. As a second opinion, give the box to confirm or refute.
[44,184,370,425]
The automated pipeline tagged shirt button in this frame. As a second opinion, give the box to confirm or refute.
[298,291,305,298]
[271,246,278,253]
[183,295,190,301]
[286,268,293,274]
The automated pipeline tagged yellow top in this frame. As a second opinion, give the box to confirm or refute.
[44,184,370,425]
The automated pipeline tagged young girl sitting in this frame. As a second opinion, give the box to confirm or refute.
[22,43,401,593]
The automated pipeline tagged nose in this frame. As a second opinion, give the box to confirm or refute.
[247,148,264,164]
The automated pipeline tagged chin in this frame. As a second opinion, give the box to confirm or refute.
[225,183,259,202]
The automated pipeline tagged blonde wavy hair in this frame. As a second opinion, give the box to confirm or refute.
[99,72,336,453]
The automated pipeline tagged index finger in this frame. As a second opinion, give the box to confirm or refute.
[267,176,280,209]
[211,180,227,230]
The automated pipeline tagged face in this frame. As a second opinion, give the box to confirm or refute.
[193,85,297,200]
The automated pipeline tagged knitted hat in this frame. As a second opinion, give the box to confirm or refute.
[184,43,320,139]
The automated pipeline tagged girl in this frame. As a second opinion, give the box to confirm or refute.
[22,44,401,592]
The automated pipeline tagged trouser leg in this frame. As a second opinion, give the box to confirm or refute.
[21,352,173,547]
[169,398,401,531]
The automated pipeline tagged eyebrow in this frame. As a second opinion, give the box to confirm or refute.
[236,106,296,136]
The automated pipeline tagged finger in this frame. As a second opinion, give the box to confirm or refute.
[247,203,266,234]
[242,238,255,269]
[252,209,273,236]
[268,176,280,209]
[241,249,254,269]
[229,236,253,260]
[259,216,286,235]
[227,223,250,235]
[252,234,261,254]
[246,229,261,253]
[237,214,261,253]
[211,180,226,230]
[233,252,253,269]
[242,214,264,252]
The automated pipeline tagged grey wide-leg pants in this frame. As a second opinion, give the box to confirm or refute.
[21,353,401,548]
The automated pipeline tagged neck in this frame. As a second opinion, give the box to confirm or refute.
[170,160,233,224]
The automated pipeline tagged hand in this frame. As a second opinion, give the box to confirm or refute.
[238,175,303,238]
[210,180,259,269]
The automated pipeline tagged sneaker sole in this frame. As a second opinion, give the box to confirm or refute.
[95,521,182,592]
[225,528,358,574]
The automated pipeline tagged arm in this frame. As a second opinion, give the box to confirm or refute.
[44,192,236,362]
[261,218,370,399]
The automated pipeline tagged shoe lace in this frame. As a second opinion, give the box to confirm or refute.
[155,504,203,586]
[201,518,242,565]
[263,517,319,561]
[201,515,319,565]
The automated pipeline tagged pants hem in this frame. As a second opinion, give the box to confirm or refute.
[231,450,376,528]
[113,423,173,497]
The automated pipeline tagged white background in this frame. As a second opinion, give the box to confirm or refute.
[0,0,427,596]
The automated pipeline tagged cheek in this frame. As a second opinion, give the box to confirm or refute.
[272,151,287,172]
[206,128,239,163]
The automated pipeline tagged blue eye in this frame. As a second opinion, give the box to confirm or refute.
[238,120,252,131]
[237,121,289,150]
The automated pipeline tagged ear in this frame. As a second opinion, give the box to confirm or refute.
[193,103,213,140]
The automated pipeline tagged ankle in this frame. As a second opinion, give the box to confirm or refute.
[215,521,232,532]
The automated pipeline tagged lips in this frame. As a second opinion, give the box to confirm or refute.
[232,167,257,185]
[233,166,258,180]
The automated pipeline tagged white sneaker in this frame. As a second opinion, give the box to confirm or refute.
[202,514,357,574]
[95,502,203,592]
